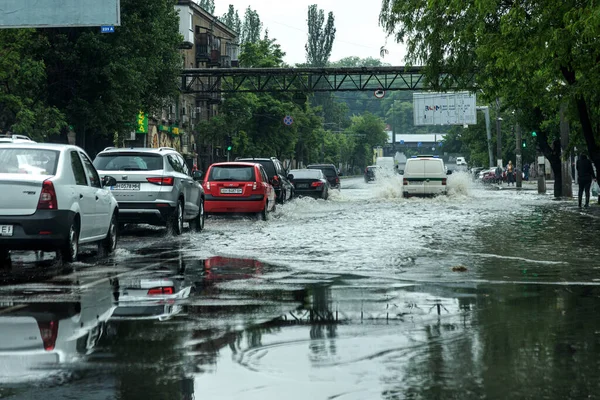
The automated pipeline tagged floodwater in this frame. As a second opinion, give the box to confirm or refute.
[1,175,600,399]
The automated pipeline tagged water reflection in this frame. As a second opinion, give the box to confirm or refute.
[0,279,115,384]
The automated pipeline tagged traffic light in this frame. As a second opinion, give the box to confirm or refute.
[531,131,537,137]
[226,135,232,152]
[522,139,527,148]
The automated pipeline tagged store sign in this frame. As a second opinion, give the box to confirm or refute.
[136,111,148,134]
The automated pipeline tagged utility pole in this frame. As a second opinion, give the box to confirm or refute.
[496,98,502,167]
[476,106,494,168]
[515,122,522,188]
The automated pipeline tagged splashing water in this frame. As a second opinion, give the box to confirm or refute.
[447,171,473,197]
[374,172,404,199]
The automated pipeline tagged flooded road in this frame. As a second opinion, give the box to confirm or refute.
[1,175,600,399]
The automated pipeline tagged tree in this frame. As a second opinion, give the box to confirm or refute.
[380,0,600,197]
[305,5,336,67]
[345,112,388,169]
[197,0,215,14]
[241,7,262,45]
[220,5,242,34]
[0,30,66,140]
[35,0,182,153]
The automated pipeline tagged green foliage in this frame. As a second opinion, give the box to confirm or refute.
[241,7,262,45]
[220,5,242,33]
[345,112,388,168]
[0,30,66,140]
[379,0,600,195]
[197,0,215,14]
[305,5,336,67]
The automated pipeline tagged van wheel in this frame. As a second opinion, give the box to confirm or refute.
[60,222,79,262]
[167,200,184,235]
[0,249,11,269]
[99,213,118,256]
[403,192,410,199]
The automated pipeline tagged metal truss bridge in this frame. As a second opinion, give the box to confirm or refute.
[180,66,476,95]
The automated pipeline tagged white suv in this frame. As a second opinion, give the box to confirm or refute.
[0,143,119,262]
[402,155,452,197]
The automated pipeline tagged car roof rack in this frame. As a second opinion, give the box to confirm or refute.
[158,147,176,152]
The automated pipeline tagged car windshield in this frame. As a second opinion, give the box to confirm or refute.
[209,166,256,181]
[289,169,321,179]
[93,153,164,171]
[0,148,59,175]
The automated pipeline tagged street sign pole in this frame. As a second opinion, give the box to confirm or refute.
[516,122,522,188]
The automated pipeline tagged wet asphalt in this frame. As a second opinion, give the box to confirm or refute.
[1,175,600,400]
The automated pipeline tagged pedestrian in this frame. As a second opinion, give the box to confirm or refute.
[495,165,502,184]
[523,163,530,181]
[506,161,514,186]
[576,153,596,208]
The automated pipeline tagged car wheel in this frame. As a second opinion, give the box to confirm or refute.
[60,221,79,263]
[257,203,269,221]
[191,200,205,232]
[99,212,118,256]
[167,200,184,235]
[323,190,329,200]
[0,249,11,268]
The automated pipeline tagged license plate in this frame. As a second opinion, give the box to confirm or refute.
[296,183,309,189]
[112,183,141,191]
[0,225,13,237]
[220,188,243,194]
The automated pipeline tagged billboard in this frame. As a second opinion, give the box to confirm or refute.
[0,0,121,29]
[413,92,477,126]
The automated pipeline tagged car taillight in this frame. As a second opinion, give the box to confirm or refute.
[205,181,211,190]
[271,176,280,187]
[37,320,59,351]
[311,181,324,187]
[147,177,174,186]
[335,177,340,184]
[253,182,257,190]
[403,179,408,185]
[147,287,175,295]
[442,178,447,185]
[37,179,58,210]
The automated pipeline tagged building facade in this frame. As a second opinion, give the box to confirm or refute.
[129,1,239,171]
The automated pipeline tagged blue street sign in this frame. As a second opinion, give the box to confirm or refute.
[101,25,115,33]
[417,142,422,147]
[283,115,293,126]
[438,142,443,147]
[400,140,405,144]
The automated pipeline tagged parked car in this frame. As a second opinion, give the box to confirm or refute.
[93,147,205,235]
[235,157,293,203]
[307,164,342,189]
[0,143,119,262]
[202,162,276,220]
[0,134,35,144]
[364,165,376,183]
[287,169,330,200]
[402,155,451,197]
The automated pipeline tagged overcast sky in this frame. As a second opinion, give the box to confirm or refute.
[213,0,407,66]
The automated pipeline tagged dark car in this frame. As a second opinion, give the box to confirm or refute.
[364,165,376,183]
[307,164,342,189]
[287,169,330,200]
[236,157,294,203]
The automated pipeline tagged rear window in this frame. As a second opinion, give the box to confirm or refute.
[308,166,337,177]
[289,169,322,179]
[0,148,59,175]
[209,165,256,181]
[93,153,164,171]
[425,160,444,174]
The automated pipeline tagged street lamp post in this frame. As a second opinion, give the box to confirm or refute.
[515,122,522,188]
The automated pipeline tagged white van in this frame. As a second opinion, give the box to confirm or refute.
[402,155,451,197]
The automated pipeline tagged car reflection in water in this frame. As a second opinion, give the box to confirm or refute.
[111,265,193,322]
[0,280,116,383]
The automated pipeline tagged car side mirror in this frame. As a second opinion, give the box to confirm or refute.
[102,176,117,187]
[192,170,203,181]
[398,170,404,175]
[287,174,294,180]
[447,170,453,175]
[338,172,343,176]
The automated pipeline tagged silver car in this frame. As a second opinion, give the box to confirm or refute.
[93,147,205,235]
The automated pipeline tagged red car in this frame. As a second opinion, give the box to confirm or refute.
[203,162,276,220]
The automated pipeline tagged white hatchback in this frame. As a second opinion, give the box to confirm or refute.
[402,156,451,197]
[0,143,119,262]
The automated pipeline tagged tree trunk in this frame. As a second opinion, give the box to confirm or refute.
[537,129,562,197]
